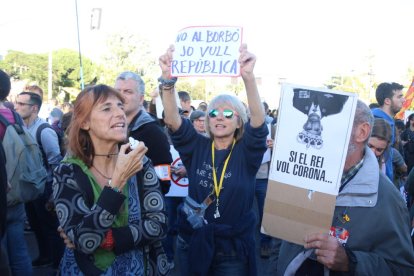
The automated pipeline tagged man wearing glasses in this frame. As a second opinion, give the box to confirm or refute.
[15,91,64,270]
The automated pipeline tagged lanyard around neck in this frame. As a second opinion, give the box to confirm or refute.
[211,139,236,199]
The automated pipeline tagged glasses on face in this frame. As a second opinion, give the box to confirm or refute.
[208,109,237,119]
[15,101,34,107]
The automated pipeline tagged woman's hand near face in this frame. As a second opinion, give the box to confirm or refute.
[111,142,148,190]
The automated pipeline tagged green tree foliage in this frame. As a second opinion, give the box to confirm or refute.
[0,49,98,100]
[0,50,48,90]
[173,79,208,102]
[225,79,245,97]
[52,49,98,92]
[0,31,247,105]
[325,74,371,102]
[176,81,192,95]
[192,79,207,100]
[100,32,158,91]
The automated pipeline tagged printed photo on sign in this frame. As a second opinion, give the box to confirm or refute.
[269,84,357,195]
[172,26,242,77]
[293,89,349,149]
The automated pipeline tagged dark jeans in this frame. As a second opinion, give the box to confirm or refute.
[176,235,248,276]
[0,243,11,276]
[2,203,32,276]
[162,196,184,262]
[255,178,272,246]
[25,193,64,268]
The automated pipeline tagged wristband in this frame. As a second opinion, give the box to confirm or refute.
[158,76,177,87]
[159,84,175,96]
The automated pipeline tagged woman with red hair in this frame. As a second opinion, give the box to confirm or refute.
[53,84,168,275]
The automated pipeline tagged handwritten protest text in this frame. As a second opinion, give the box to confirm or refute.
[173,26,242,76]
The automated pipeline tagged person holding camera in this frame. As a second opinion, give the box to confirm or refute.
[53,85,168,275]
[158,44,268,275]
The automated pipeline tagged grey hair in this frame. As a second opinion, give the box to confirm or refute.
[353,100,374,145]
[115,71,145,95]
[205,94,248,141]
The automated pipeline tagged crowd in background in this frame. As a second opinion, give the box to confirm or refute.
[1,47,414,276]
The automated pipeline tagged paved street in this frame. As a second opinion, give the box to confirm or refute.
[27,229,280,276]
[27,199,280,275]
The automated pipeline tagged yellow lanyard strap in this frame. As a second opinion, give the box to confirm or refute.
[211,139,236,199]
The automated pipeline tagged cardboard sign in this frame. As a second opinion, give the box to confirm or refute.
[165,145,189,197]
[262,84,358,245]
[172,26,243,77]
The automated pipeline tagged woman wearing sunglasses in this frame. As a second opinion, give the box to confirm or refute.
[159,44,268,276]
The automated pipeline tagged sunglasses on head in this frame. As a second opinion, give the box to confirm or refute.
[208,109,236,119]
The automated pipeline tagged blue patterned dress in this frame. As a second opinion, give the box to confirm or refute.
[53,157,169,275]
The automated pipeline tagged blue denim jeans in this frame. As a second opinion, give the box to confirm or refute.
[0,243,11,276]
[255,178,272,245]
[162,196,184,261]
[2,203,32,276]
[176,235,248,276]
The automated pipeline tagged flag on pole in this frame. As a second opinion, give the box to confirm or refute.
[395,76,414,120]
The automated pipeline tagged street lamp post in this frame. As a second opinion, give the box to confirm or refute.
[75,0,84,90]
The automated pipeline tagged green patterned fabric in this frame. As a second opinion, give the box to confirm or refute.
[64,157,129,270]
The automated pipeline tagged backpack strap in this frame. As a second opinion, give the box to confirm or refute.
[0,113,10,129]
[0,114,9,142]
[36,123,51,169]
[0,109,21,126]
[0,111,25,140]
[0,110,24,125]
[11,111,24,126]
[36,122,65,157]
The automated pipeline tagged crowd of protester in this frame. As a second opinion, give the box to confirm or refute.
[0,44,414,276]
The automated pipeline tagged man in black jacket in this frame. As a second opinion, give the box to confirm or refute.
[115,71,173,194]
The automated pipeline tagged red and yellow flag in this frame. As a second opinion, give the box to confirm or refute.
[395,76,414,120]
